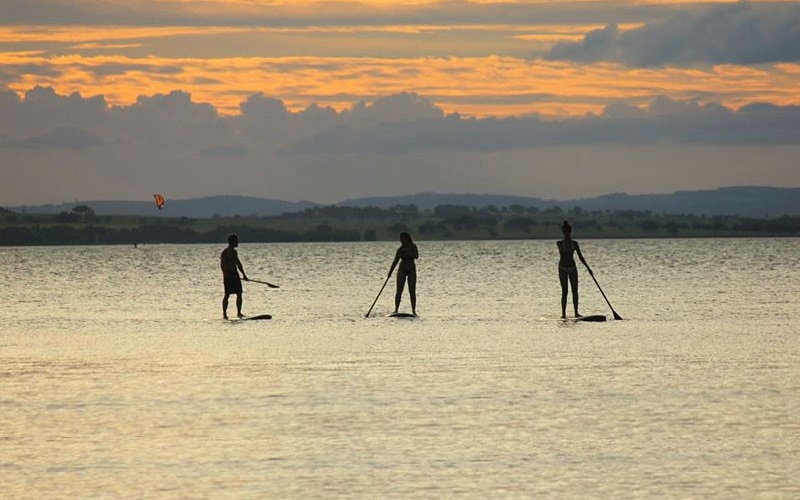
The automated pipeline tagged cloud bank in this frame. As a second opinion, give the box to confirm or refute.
[2,3,798,206]
[2,87,799,156]
[546,2,800,66]
[0,86,797,208]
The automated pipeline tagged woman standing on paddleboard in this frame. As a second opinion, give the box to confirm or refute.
[388,232,419,316]
[558,220,592,319]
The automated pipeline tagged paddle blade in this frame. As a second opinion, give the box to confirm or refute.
[250,279,279,288]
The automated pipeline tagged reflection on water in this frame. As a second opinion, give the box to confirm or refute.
[2,239,799,497]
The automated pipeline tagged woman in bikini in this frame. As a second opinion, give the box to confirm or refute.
[557,220,592,319]
[388,231,419,316]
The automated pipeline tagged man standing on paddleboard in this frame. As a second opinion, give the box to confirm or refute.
[221,233,249,319]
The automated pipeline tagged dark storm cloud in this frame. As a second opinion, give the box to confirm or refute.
[1,87,109,134]
[2,86,799,156]
[282,96,800,154]
[199,143,248,159]
[15,124,104,150]
[2,86,797,207]
[546,2,800,67]
[235,92,441,143]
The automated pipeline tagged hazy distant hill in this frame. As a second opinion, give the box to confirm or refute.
[569,187,800,217]
[339,193,551,210]
[9,196,316,218]
[6,186,798,218]
[342,187,800,217]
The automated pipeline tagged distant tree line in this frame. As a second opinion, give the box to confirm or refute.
[1,203,799,246]
[0,222,361,246]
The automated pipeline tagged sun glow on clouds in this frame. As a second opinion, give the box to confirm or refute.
[0,24,620,44]
[4,48,799,118]
[1,1,798,118]
[142,0,791,4]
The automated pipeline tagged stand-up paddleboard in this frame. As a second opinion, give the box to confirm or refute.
[245,314,272,320]
[227,314,272,321]
[569,314,606,322]
[388,312,417,318]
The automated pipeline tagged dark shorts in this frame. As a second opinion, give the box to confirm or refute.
[223,274,242,295]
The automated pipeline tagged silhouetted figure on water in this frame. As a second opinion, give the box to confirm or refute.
[221,233,249,319]
[388,231,419,316]
[558,220,591,319]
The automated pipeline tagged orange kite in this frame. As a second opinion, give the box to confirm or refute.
[153,194,165,210]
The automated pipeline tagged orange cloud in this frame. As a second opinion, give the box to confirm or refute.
[4,51,799,118]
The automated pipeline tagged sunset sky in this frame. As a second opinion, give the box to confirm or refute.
[1,0,799,206]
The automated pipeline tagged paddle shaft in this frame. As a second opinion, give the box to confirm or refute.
[585,265,623,320]
[249,278,279,288]
[365,274,392,318]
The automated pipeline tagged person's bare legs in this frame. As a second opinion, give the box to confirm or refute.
[559,269,569,319]
[236,293,244,318]
[569,272,580,317]
[395,272,406,314]
[223,293,230,320]
[408,270,417,315]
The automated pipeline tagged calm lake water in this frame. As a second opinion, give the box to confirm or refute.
[2,239,799,498]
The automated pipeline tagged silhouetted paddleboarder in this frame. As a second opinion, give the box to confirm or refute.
[557,220,592,319]
[388,231,419,316]
[221,233,249,320]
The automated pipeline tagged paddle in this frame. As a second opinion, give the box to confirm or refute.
[248,278,280,289]
[365,273,392,318]
[584,265,623,320]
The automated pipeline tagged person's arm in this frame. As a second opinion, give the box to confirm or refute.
[236,252,248,280]
[388,249,401,277]
[574,241,592,274]
[412,244,419,260]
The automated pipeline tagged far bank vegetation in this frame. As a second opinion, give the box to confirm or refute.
[1,204,799,246]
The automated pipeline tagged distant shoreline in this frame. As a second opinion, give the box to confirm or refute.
[2,205,798,246]
[5,186,800,220]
